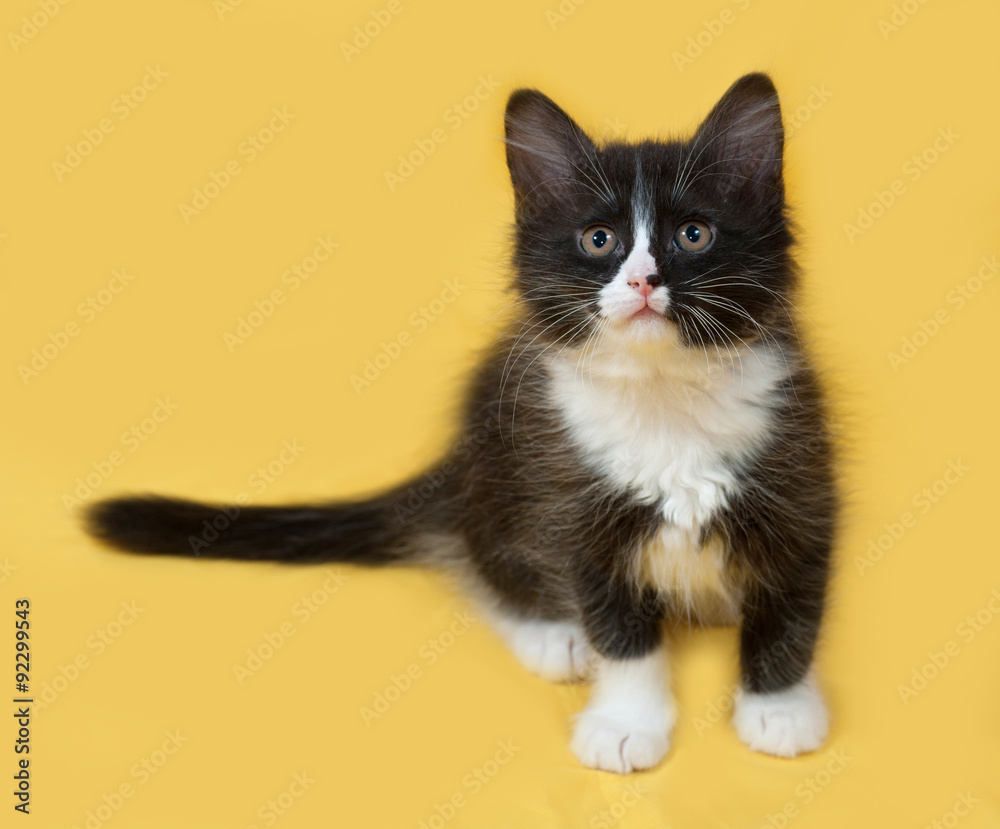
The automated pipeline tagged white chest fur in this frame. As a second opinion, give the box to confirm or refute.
[547,340,789,614]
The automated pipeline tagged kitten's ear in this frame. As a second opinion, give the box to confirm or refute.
[504,89,597,216]
[691,73,784,200]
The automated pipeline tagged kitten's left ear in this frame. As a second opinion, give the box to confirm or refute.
[691,73,784,200]
[504,89,598,218]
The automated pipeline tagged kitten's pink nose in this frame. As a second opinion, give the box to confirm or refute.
[627,273,663,298]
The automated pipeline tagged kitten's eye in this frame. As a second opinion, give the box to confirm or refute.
[580,225,619,257]
[673,220,713,253]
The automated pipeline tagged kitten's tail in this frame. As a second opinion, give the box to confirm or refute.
[84,471,458,565]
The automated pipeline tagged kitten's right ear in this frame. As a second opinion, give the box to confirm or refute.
[690,73,785,203]
[504,89,596,217]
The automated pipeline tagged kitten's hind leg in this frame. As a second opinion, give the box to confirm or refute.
[486,609,597,683]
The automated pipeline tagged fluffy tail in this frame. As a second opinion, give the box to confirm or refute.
[85,474,454,565]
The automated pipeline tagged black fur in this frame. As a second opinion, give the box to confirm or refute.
[85,73,836,697]
[86,493,412,564]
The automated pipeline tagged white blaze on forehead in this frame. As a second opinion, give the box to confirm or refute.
[625,160,657,283]
[597,168,670,323]
[620,222,656,283]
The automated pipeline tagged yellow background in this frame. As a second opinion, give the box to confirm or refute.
[3,0,999,826]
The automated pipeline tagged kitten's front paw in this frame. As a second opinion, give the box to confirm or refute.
[733,676,828,758]
[571,709,671,773]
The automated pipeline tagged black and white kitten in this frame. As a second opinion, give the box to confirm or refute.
[87,73,837,773]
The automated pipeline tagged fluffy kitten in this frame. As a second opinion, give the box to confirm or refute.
[87,73,837,773]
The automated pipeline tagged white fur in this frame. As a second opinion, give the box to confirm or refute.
[571,647,674,773]
[733,675,828,757]
[548,325,789,635]
[597,220,670,323]
[549,339,786,523]
[487,612,596,682]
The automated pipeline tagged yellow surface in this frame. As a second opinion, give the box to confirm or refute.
[3,1,999,826]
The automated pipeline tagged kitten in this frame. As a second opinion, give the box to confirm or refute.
[86,73,837,773]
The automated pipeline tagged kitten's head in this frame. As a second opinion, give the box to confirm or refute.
[504,73,793,358]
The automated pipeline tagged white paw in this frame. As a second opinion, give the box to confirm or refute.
[496,617,596,682]
[571,709,671,773]
[733,676,828,758]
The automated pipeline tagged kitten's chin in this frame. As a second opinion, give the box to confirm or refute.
[631,307,662,322]
[569,314,686,382]
[603,311,677,348]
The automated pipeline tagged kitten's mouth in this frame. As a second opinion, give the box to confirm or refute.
[630,306,666,323]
